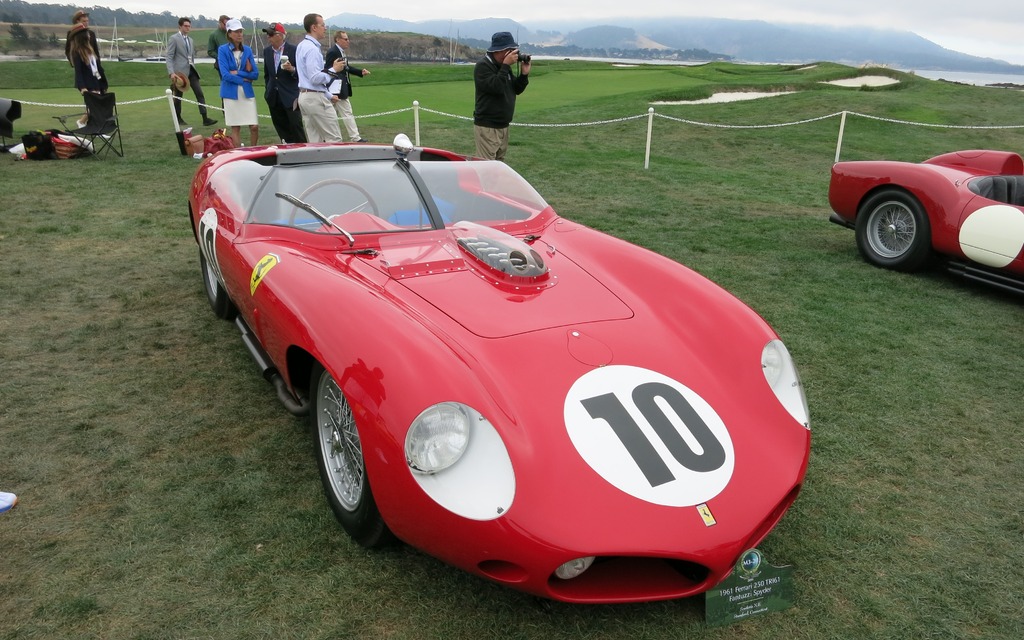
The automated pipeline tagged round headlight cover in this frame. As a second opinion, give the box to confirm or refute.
[761,339,810,428]
[405,402,471,474]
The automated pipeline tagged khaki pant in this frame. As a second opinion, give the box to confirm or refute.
[298,92,343,143]
[331,97,362,141]
[474,124,509,161]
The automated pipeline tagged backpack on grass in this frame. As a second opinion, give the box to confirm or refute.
[21,130,55,160]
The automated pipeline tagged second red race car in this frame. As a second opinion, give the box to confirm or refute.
[829,149,1024,293]
[189,135,811,603]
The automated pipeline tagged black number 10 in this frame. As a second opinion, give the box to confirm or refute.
[580,382,725,487]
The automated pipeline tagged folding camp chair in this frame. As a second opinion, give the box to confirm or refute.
[54,92,123,158]
[0,97,22,148]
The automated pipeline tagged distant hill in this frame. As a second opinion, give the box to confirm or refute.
[4,1,1022,73]
[328,13,1024,73]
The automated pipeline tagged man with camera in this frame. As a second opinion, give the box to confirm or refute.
[473,31,531,161]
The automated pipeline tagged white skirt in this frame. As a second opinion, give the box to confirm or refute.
[224,85,258,126]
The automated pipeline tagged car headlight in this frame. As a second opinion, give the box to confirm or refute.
[761,340,810,428]
[405,402,471,474]
[406,402,516,520]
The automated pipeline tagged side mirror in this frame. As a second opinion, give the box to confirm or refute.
[393,133,414,160]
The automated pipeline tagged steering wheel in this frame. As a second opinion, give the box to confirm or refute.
[290,178,381,225]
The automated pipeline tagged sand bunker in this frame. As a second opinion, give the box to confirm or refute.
[652,91,797,105]
[824,75,900,87]
[651,74,900,105]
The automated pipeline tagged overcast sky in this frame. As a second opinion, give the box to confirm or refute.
[51,2,1024,66]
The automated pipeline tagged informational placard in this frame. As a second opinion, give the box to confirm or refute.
[705,549,794,627]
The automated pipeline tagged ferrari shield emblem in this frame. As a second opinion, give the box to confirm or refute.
[251,253,280,296]
[697,503,717,527]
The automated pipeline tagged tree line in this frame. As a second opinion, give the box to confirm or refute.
[0,0,222,28]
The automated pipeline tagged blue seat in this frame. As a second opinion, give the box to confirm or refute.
[389,197,454,226]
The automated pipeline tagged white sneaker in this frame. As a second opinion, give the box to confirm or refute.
[0,491,17,514]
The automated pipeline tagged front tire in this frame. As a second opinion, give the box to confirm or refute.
[309,363,393,548]
[855,189,933,272]
[199,249,237,320]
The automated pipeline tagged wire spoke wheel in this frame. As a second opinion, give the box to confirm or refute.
[198,249,237,320]
[855,189,932,272]
[316,371,364,511]
[867,200,917,258]
[309,363,393,547]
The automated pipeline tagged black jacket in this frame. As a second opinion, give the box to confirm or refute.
[263,42,300,107]
[65,26,107,93]
[473,54,529,129]
[324,44,365,99]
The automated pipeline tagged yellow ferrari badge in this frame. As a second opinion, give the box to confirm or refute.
[250,253,280,296]
[697,503,717,527]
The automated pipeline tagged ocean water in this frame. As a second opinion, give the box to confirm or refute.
[902,69,1024,87]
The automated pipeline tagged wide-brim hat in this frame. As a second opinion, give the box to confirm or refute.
[170,72,189,92]
[72,10,89,23]
[487,31,518,52]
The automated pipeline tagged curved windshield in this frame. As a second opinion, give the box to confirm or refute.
[248,159,550,234]
[414,160,549,224]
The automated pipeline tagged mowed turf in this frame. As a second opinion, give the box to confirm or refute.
[1,59,1023,639]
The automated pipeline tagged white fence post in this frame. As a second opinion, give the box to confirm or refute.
[834,110,848,164]
[166,88,180,133]
[413,100,420,146]
[644,107,655,170]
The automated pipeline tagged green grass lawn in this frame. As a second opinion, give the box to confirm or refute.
[1,59,1023,640]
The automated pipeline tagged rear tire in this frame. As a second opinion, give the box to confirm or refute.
[199,249,237,320]
[309,363,393,548]
[855,189,933,272]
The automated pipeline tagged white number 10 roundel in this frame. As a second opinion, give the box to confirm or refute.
[564,365,735,507]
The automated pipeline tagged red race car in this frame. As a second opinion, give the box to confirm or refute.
[189,136,811,603]
[829,149,1024,293]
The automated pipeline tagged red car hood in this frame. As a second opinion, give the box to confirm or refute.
[381,226,633,338]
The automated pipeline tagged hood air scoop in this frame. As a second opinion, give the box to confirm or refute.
[453,221,553,291]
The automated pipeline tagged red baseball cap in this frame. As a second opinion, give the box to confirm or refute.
[262,23,286,36]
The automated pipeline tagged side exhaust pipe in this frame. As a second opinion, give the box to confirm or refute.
[235,317,310,417]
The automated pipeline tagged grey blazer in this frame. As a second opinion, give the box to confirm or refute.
[166,31,199,78]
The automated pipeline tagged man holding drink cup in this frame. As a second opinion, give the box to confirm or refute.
[262,22,307,143]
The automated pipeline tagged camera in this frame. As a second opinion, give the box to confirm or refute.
[518,53,531,64]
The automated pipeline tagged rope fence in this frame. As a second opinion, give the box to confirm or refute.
[11,91,1024,168]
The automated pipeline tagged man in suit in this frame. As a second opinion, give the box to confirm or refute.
[325,31,370,142]
[262,23,306,144]
[166,17,217,127]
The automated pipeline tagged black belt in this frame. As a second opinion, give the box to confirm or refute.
[299,89,320,93]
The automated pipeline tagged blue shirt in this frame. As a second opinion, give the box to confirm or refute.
[296,34,334,95]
